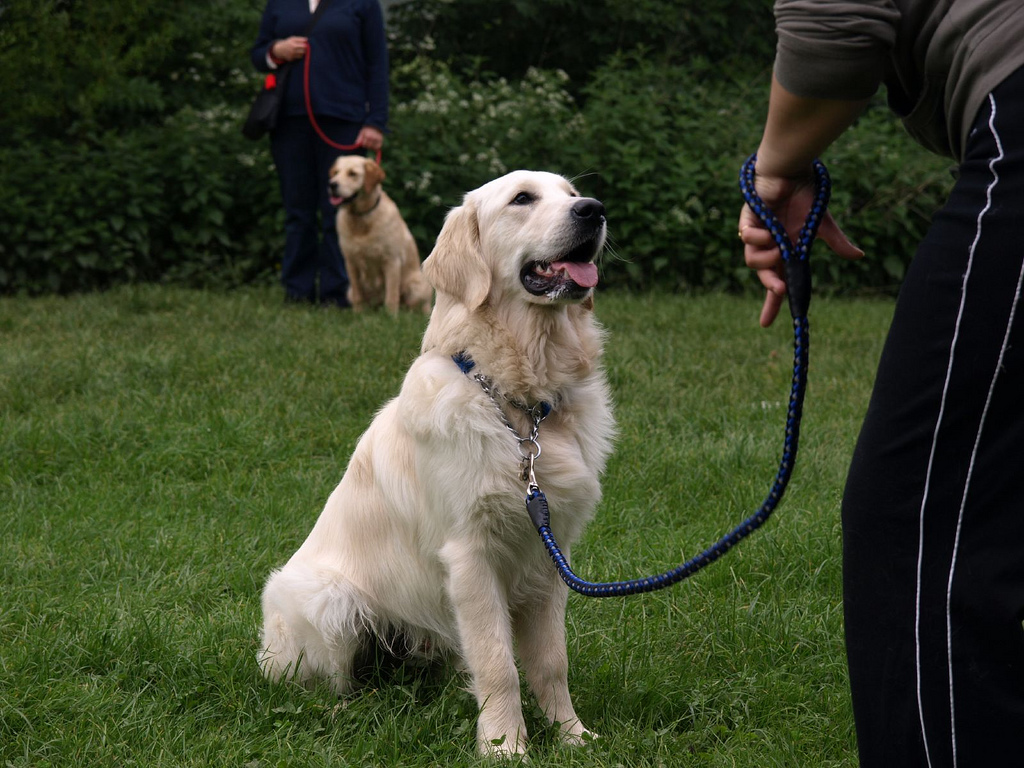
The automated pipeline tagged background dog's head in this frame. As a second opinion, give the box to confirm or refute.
[328,156,386,208]
[423,171,606,311]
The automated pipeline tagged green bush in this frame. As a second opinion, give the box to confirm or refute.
[570,53,767,291]
[824,103,955,290]
[0,0,260,143]
[1,51,952,296]
[0,107,281,294]
[569,53,955,293]
[387,0,777,88]
[386,59,586,248]
[1,133,163,293]
[157,105,282,288]
[1,56,586,294]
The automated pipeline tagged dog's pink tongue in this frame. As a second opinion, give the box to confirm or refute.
[554,260,598,288]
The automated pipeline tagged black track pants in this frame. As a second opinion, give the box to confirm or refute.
[842,67,1024,768]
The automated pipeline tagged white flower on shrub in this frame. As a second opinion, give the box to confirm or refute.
[404,170,434,193]
[671,208,694,227]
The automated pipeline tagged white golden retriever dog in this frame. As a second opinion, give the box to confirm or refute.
[328,155,432,315]
[260,170,615,756]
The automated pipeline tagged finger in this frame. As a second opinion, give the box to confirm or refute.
[739,220,779,264]
[745,245,782,274]
[743,228,783,267]
[818,212,864,261]
[738,203,763,234]
[740,226,775,249]
[738,205,778,254]
[756,265,786,297]
[356,130,379,150]
[739,203,786,328]
[760,290,785,328]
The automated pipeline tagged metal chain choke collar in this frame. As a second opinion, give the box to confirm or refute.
[470,372,550,489]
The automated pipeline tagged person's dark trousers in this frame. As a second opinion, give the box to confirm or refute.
[842,65,1024,768]
[269,115,363,306]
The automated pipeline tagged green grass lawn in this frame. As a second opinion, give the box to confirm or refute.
[0,286,895,767]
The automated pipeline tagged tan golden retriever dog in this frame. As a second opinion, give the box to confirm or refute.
[328,156,432,315]
[260,170,614,757]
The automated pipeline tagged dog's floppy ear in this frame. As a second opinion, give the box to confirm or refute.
[363,158,385,194]
[422,201,491,311]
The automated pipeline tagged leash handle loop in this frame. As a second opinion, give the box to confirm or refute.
[738,154,830,319]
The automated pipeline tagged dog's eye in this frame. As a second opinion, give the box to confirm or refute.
[510,191,535,206]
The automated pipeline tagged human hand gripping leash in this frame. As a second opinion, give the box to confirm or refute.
[303,40,383,165]
[525,154,832,597]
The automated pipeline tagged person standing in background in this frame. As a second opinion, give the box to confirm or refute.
[738,1,1024,765]
[251,0,388,307]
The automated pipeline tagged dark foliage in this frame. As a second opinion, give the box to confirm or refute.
[386,0,776,89]
[0,0,951,296]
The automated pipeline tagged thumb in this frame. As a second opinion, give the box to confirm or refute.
[817,212,864,261]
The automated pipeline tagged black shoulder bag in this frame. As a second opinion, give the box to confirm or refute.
[242,0,332,140]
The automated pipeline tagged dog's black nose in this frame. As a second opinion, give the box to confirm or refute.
[571,198,605,221]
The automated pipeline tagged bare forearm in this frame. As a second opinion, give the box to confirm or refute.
[756,75,870,177]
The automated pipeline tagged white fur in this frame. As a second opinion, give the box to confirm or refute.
[260,170,615,756]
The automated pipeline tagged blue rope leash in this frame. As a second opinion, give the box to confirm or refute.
[525,154,831,597]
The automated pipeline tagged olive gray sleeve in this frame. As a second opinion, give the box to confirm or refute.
[773,0,900,100]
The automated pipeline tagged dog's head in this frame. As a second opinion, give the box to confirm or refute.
[423,171,606,311]
[328,156,386,208]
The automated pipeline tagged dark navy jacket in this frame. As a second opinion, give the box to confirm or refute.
[250,0,389,130]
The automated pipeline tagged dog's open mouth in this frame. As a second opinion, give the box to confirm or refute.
[329,192,358,208]
[520,234,601,297]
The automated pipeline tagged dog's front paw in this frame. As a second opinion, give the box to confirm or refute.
[559,727,598,747]
[478,730,528,760]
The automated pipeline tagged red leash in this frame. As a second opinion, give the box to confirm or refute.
[302,41,383,166]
